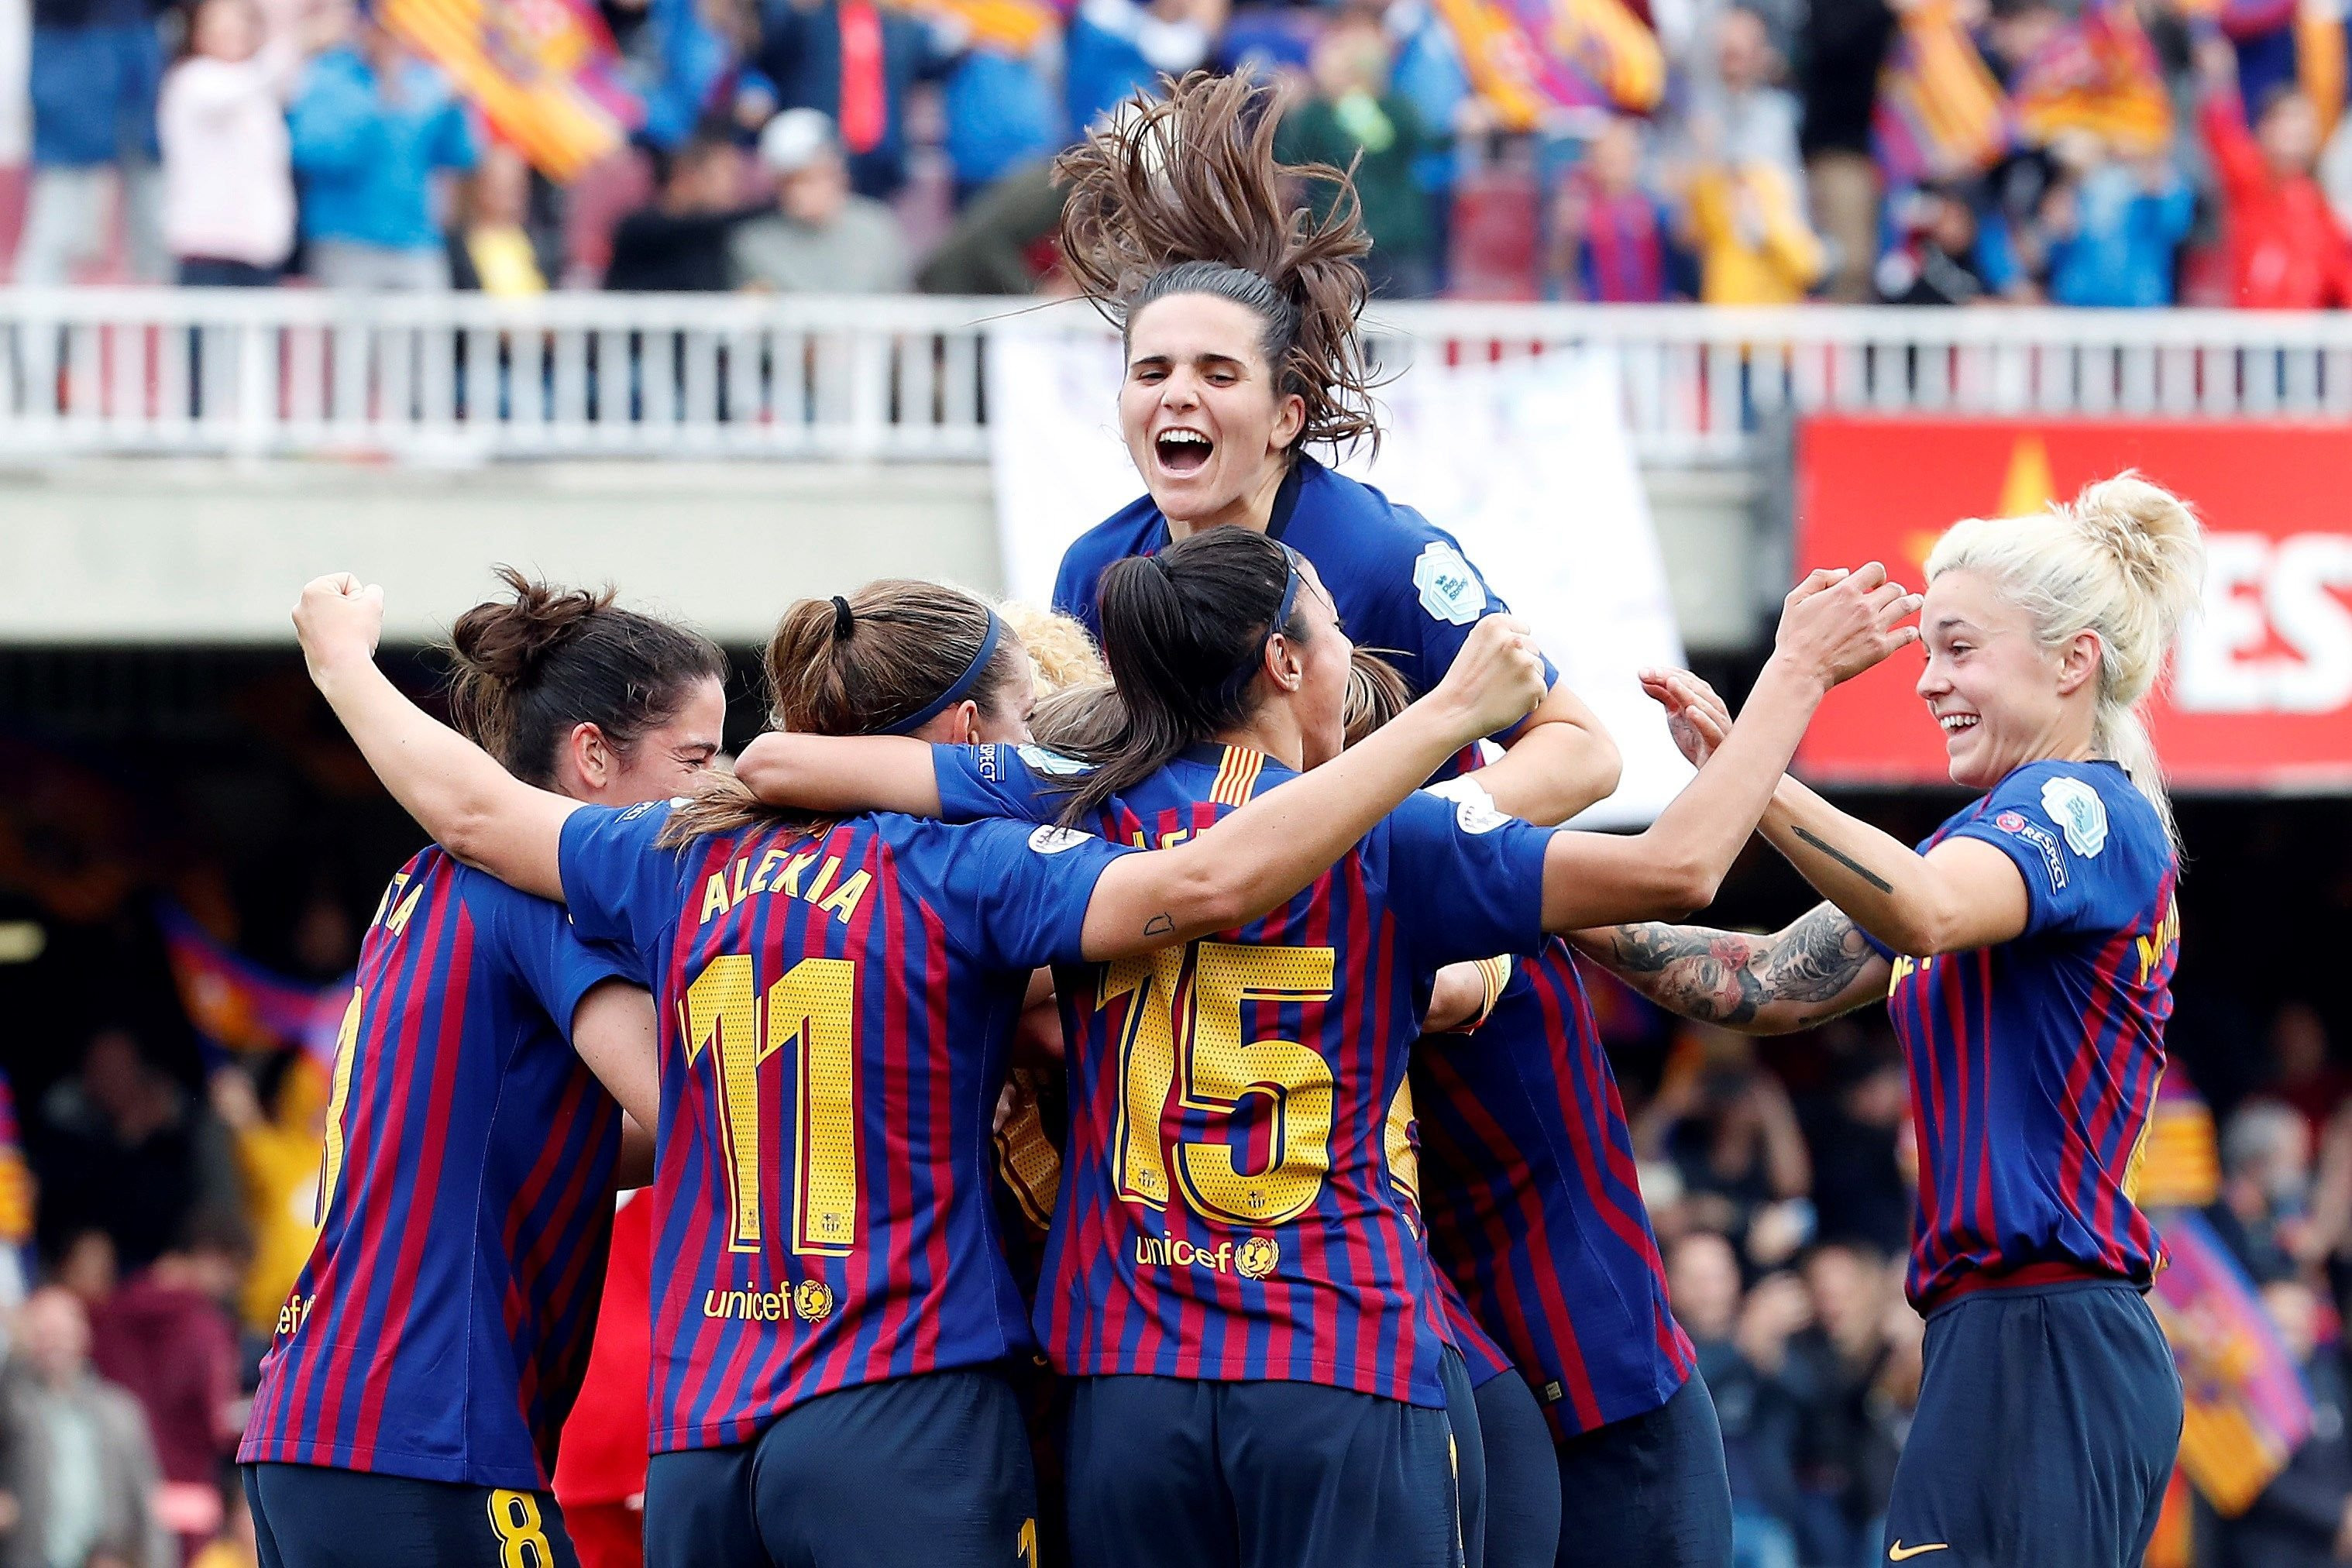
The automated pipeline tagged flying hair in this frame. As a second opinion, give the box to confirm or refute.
[1925,472,2206,847]
[1054,70,1381,458]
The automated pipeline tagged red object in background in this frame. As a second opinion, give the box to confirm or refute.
[554,1190,652,1568]
[1794,416,2352,791]
[1448,164,1542,301]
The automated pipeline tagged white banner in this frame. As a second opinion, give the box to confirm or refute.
[986,328,1694,827]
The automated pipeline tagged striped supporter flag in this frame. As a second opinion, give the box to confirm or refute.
[381,0,643,181]
[1430,0,1664,130]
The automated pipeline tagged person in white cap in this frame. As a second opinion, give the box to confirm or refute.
[731,106,912,294]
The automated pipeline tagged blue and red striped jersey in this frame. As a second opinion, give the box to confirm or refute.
[1384,1077,1515,1388]
[1871,759,2177,1311]
[1051,457,1556,775]
[1413,940,1693,1437]
[555,799,1134,1452]
[240,848,628,1490]
[935,741,1558,1407]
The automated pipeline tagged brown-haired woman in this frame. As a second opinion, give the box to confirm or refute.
[287,566,1551,1568]
[729,525,1918,1568]
[241,570,726,1568]
[1048,70,1621,833]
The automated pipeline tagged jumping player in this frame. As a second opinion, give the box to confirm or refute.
[1050,70,1622,824]
[731,527,1920,1567]
[239,572,730,1567]
[1576,475,2202,1568]
[289,567,1556,1568]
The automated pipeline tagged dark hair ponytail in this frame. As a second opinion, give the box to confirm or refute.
[1059,528,1307,821]
[1054,70,1381,458]
[446,566,727,789]
[663,579,1026,842]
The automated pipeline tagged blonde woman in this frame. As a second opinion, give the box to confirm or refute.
[1576,474,2203,1568]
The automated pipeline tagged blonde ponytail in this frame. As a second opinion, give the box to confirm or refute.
[1924,472,2206,847]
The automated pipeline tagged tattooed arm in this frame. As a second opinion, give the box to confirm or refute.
[1573,901,1893,1034]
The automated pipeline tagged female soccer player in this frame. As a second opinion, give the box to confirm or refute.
[732,526,1919,1568]
[1575,475,2202,1568]
[290,568,1554,1568]
[240,571,729,1568]
[1346,653,1716,1568]
[1049,70,1621,824]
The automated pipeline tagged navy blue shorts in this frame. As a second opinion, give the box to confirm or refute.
[244,1463,579,1568]
[1441,1347,1487,1568]
[641,1367,1037,1568]
[1553,1374,1732,1568]
[1884,1280,2182,1568]
[1064,1374,1460,1568]
[1473,1374,1562,1568]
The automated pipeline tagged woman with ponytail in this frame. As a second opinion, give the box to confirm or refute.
[239,569,728,1568]
[1576,474,2206,1568]
[731,525,1920,1568]
[1049,70,1623,828]
[287,566,1557,1568]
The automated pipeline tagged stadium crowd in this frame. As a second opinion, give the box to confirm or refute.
[3,0,2352,302]
[0,881,2341,1566]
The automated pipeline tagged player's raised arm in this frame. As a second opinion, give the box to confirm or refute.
[1530,562,1920,931]
[294,574,581,899]
[1073,614,1549,958]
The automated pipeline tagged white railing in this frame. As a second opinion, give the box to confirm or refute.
[3,290,2350,465]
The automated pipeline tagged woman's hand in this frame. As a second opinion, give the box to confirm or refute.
[1640,668,1733,769]
[1767,563,1920,693]
[1431,614,1549,745]
[293,573,385,683]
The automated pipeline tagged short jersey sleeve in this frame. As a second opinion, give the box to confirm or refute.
[557,800,695,968]
[931,743,1089,826]
[1374,509,1559,740]
[483,875,636,1038]
[918,816,1137,970]
[1379,788,1553,966]
[1939,762,2168,940]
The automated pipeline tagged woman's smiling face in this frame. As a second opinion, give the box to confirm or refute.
[1119,292,1305,527]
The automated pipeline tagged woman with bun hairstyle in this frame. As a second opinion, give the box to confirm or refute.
[731,527,1920,1568]
[239,569,728,1568]
[288,567,1559,1568]
[1575,476,2204,1568]
[1050,70,1624,827]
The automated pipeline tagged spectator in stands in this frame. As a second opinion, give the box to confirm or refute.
[0,1286,171,1568]
[1874,181,1998,304]
[1782,1241,1894,1566]
[603,129,765,291]
[940,40,1063,206]
[1637,1029,1812,1254]
[31,1027,238,1274]
[1549,116,1676,301]
[453,142,556,294]
[89,1216,246,1558]
[206,1058,323,1346]
[156,0,301,286]
[1688,6,1802,181]
[1383,0,1475,294]
[2036,132,2194,308]
[1797,0,1892,301]
[15,0,167,284]
[914,158,1065,292]
[1669,1232,1804,1568]
[1683,142,1824,303]
[751,0,951,200]
[2268,1001,2350,1142]
[2209,1096,2314,1281]
[287,5,480,290]
[2196,34,2352,309]
[732,106,911,292]
[1798,1044,1912,1260]
[1063,0,1222,136]
[1274,11,1438,297]
[2209,1277,2352,1568]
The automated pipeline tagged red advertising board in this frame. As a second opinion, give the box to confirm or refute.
[1794,417,2352,792]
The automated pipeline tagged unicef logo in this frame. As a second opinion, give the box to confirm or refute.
[1235,1236,1280,1281]
[793,1280,834,1323]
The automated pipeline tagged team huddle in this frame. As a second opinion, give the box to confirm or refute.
[236,71,2203,1568]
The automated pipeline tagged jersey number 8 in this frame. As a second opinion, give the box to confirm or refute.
[682,954,859,1256]
[1107,941,1337,1228]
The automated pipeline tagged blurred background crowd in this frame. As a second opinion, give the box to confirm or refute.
[2,0,2352,304]
[0,670,2346,1568]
